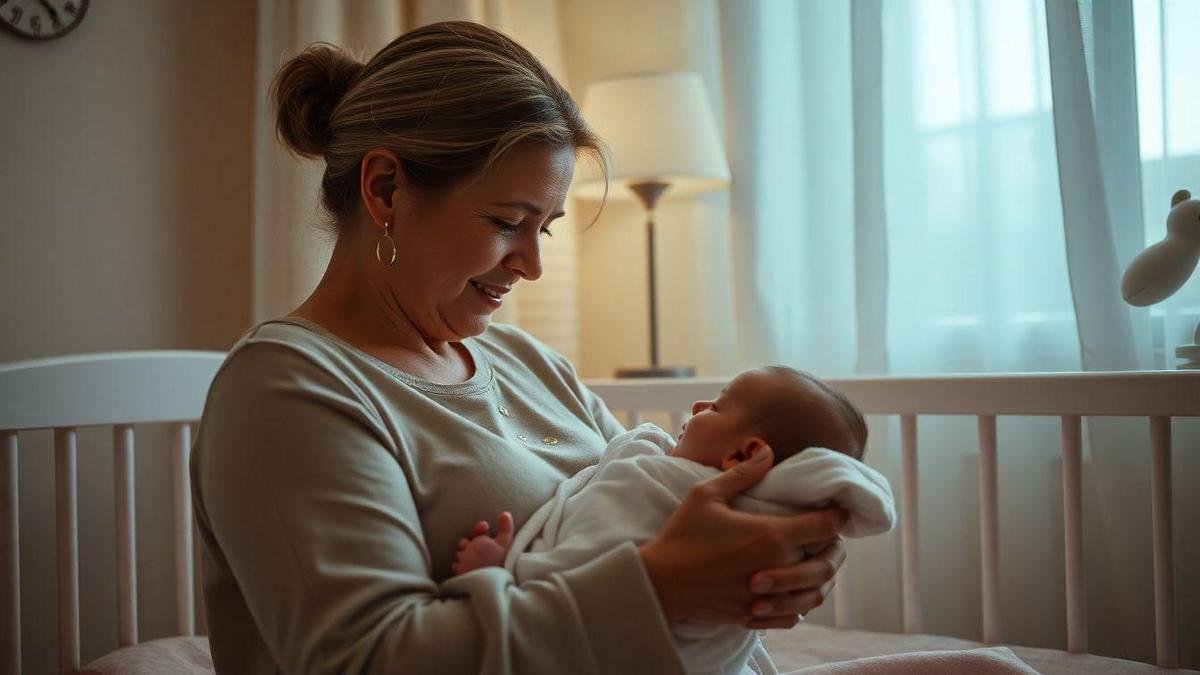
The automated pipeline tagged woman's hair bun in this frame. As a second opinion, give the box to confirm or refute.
[270,42,365,159]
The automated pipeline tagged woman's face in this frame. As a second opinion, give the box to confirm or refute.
[388,142,575,342]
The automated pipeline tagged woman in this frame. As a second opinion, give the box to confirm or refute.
[191,20,847,674]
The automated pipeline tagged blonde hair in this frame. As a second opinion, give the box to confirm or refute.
[269,21,607,235]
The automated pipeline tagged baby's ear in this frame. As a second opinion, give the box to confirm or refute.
[741,437,771,461]
[720,438,768,471]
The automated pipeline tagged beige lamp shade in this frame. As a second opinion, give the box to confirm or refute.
[573,72,731,200]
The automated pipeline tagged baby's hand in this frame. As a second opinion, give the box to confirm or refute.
[451,511,514,576]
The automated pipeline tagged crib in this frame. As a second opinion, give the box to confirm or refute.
[0,351,1196,674]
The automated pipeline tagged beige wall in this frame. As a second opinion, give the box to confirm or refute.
[560,0,738,379]
[1,2,255,362]
[495,0,585,364]
[1,1,255,671]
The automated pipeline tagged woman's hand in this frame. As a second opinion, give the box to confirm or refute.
[638,445,848,629]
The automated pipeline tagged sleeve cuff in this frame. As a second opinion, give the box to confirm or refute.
[558,541,684,674]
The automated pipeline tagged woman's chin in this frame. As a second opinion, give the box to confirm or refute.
[451,312,492,338]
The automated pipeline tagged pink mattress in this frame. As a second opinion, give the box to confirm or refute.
[79,636,212,675]
[762,623,1195,675]
[77,625,1194,674]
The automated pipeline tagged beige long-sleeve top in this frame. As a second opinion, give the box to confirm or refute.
[190,317,684,674]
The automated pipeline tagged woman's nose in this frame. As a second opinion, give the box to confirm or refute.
[504,234,543,281]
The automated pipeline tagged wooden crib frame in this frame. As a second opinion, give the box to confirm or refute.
[1,352,1196,673]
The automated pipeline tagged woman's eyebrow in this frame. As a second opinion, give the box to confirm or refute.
[492,200,565,218]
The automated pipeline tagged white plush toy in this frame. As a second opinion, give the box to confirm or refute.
[1121,189,1200,368]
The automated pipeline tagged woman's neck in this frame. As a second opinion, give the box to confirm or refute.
[289,236,475,384]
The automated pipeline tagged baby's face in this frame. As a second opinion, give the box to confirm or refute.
[671,369,782,469]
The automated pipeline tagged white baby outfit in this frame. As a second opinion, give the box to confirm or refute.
[502,423,897,675]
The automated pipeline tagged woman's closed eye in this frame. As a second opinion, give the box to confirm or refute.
[488,216,554,238]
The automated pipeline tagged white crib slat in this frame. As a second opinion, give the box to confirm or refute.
[54,428,80,674]
[113,425,138,647]
[977,415,1001,644]
[1149,416,1176,669]
[668,411,684,436]
[1060,415,1087,653]
[2,431,19,675]
[172,423,194,636]
[900,414,922,634]
[833,561,849,629]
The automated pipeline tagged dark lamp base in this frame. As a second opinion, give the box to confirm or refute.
[615,366,696,379]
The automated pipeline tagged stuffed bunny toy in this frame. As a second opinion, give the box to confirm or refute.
[1121,189,1200,306]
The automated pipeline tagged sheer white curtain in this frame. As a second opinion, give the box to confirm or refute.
[1132,0,1200,364]
[718,0,1198,666]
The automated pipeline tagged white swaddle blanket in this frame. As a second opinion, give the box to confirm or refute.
[502,424,897,675]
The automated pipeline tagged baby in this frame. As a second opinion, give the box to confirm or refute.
[450,366,895,675]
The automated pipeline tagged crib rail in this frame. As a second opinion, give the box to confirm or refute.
[587,370,1200,669]
[1,351,225,675]
[591,371,1199,418]
[1,358,1196,672]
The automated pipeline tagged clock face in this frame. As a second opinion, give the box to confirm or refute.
[0,0,88,41]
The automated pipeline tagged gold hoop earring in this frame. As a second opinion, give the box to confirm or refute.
[376,220,397,267]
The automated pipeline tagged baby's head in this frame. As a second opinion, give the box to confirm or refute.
[671,366,867,470]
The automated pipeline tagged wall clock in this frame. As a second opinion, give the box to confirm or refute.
[0,0,88,41]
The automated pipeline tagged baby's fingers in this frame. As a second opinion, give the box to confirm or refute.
[473,520,490,535]
[495,512,514,548]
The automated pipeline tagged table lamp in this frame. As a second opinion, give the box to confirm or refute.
[1121,189,1200,369]
[574,72,731,378]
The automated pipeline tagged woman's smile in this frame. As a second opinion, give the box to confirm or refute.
[469,280,508,308]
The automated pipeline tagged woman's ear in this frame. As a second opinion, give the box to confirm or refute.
[360,148,404,229]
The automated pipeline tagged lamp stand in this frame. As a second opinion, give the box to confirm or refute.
[615,180,696,379]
